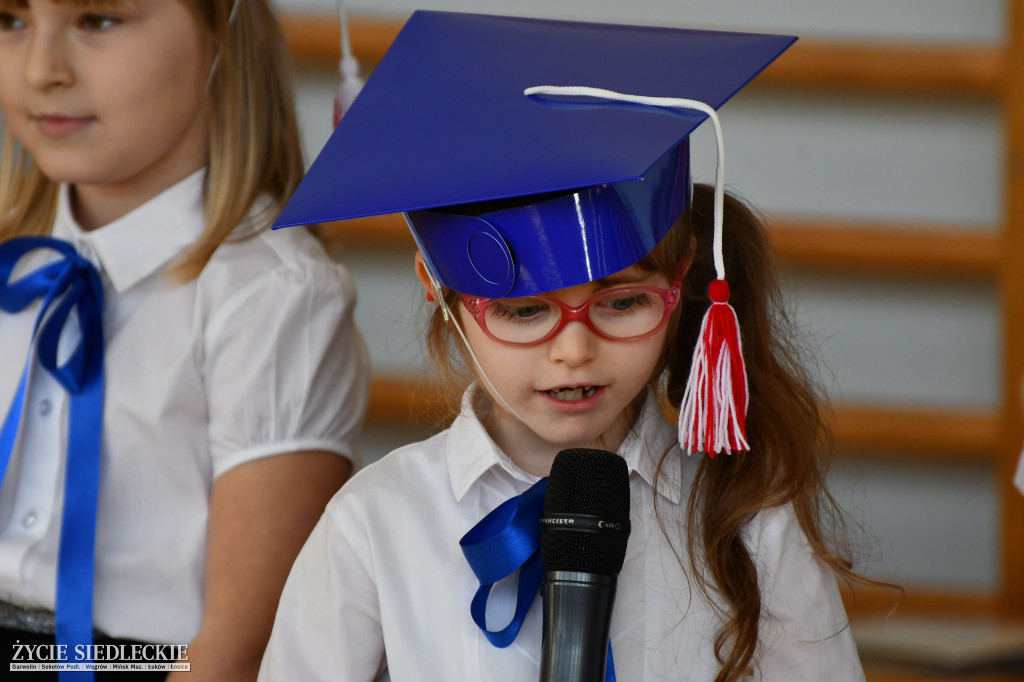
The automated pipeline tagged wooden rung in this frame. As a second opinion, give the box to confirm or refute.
[281,14,1005,97]
[319,213,1001,281]
[762,41,1004,97]
[283,14,400,66]
[998,0,1024,618]
[829,405,998,461]
[365,375,457,428]
[320,214,411,252]
[770,220,999,279]
[366,376,998,461]
[864,665,1024,682]
[841,582,998,619]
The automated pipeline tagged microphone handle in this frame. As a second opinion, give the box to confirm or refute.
[539,570,617,682]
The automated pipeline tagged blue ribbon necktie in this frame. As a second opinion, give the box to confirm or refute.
[0,236,105,681]
[459,478,616,681]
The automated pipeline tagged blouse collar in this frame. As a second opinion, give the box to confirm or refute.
[51,168,207,293]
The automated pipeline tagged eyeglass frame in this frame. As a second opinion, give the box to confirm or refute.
[459,259,686,347]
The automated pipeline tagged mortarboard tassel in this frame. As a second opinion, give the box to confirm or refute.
[679,279,749,456]
[674,100,749,456]
[333,0,365,126]
[523,86,750,456]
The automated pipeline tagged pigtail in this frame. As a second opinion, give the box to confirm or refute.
[649,184,859,682]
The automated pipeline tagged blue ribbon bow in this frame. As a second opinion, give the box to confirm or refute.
[460,478,615,681]
[0,236,105,681]
[460,478,548,648]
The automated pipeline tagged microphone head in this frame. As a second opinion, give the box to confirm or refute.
[541,448,631,575]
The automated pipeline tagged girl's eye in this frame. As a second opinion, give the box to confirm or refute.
[78,13,120,31]
[0,12,26,30]
[597,291,655,314]
[488,299,551,323]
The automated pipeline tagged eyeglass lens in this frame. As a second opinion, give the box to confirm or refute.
[482,288,668,344]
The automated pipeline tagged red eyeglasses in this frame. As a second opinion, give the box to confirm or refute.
[460,262,684,346]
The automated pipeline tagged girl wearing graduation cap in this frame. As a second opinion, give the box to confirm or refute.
[262,10,874,682]
[0,0,369,679]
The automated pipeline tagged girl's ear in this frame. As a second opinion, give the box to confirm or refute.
[414,251,437,302]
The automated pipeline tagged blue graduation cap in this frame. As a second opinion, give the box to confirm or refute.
[275,10,795,300]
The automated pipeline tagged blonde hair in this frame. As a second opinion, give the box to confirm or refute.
[0,0,305,281]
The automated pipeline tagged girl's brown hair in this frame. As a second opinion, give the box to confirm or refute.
[0,0,305,281]
[426,183,877,682]
[655,184,869,680]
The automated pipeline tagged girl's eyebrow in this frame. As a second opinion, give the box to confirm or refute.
[0,0,137,8]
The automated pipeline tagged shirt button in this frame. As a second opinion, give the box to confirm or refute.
[39,399,52,416]
[22,511,36,528]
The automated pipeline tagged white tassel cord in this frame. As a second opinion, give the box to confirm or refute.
[523,85,749,455]
[523,85,727,280]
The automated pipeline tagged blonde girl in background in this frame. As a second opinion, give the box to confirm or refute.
[261,11,880,682]
[0,0,369,679]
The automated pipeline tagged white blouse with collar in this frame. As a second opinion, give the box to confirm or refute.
[0,169,370,643]
[260,385,863,681]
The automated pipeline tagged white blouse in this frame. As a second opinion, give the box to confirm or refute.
[260,386,864,681]
[0,169,370,644]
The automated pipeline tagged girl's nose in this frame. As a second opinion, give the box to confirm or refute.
[546,319,598,367]
[24,31,73,90]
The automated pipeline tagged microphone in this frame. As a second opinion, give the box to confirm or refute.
[539,448,631,682]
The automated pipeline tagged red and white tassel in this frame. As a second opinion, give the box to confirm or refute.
[333,0,364,126]
[520,86,751,456]
[678,280,749,455]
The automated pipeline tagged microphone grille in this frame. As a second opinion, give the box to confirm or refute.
[541,448,631,574]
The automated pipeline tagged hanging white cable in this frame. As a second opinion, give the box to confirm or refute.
[425,271,528,424]
[334,0,365,124]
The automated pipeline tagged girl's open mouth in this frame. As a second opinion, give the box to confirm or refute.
[546,386,598,401]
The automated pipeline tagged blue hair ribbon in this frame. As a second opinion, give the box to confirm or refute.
[459,477,616,680]
[0,236,105,682]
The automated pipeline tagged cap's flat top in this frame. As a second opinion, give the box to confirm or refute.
[275,11,796,228]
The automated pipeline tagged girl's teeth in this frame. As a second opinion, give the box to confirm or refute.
[549,387,596,401]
